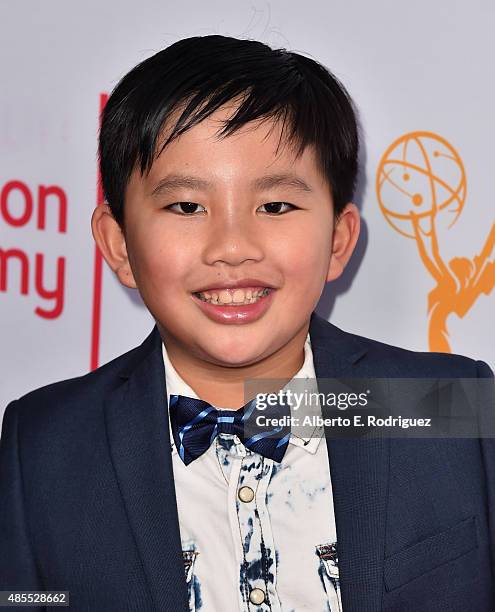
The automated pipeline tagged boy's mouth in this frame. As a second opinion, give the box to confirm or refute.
[191,286,276,324]
[193,287,273,306]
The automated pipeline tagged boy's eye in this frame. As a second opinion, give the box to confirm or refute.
[258,202,296,214]
[166,202,206,214]
[165,201,296,215]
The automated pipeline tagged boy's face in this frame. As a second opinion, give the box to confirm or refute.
[94,105,359,368]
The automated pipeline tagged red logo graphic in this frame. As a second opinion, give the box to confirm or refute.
[0,179,67,319]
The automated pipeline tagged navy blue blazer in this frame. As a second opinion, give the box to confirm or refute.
[1,312,494,611]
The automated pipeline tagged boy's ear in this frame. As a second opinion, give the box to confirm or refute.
[91,204,137,289]
[326,203,361,282]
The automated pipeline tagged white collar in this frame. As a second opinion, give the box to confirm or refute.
[162,334,324,456]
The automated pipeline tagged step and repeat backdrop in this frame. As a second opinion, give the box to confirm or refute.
[1,0,494,414]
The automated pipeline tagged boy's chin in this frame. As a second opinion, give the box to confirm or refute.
[201,345,270,368]
[189,315,308,368]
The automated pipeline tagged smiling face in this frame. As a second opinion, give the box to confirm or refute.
[92,105,360,376]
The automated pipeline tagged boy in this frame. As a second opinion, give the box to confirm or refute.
[1,35,494,612]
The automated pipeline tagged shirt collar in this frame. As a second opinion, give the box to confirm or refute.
[162,334,323,456]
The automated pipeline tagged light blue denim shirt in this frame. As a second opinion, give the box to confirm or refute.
[163,334,342,612]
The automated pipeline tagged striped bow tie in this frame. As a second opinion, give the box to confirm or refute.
[168,394,292,465]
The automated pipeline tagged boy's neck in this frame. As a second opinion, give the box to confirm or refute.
[158,322,310,410]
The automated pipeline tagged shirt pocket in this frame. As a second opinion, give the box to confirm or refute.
[182,545,200,612]
[383,515,478,593]
[316,541,342,612]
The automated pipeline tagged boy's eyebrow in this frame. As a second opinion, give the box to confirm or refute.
[150,173,314,196]
[252,174,313,193]
[151,175,210,195]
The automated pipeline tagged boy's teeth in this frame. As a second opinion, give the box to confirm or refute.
[197,287,270,304]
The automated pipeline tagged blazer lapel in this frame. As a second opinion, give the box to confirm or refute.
[104,328,189,612]
[309,312,390,612]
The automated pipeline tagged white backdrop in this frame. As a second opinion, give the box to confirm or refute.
[1,0,494,416]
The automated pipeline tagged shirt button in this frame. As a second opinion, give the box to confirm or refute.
[238,486,255,503]
[249,587,265,604]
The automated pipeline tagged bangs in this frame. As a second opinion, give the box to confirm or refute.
[99,36,358,227]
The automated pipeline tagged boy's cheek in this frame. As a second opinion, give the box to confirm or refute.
[288,246,331,281]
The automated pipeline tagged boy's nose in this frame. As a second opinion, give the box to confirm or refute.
[202,221,264,266]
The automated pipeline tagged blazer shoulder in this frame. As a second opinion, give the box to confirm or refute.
[352,329,491,377]
[312,313,492,378]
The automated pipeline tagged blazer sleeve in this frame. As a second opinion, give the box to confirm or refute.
[0,400,43,596]
[478,360,495,576]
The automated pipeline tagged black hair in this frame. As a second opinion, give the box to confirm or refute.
[99,35,359,229]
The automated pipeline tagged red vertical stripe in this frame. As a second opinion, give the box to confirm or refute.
[90,93,108,371]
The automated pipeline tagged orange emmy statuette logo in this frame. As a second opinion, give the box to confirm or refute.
[376,131,495,353]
